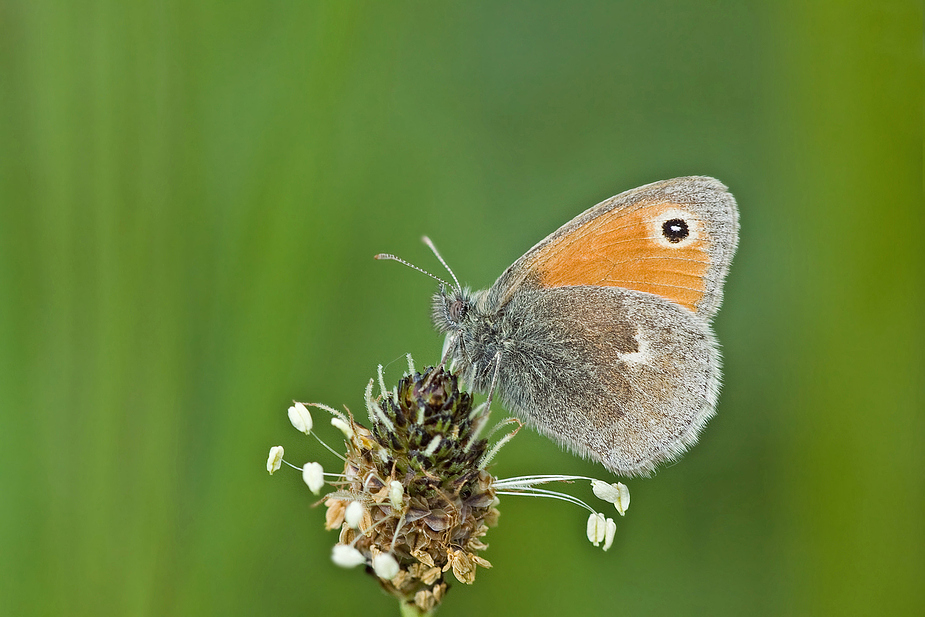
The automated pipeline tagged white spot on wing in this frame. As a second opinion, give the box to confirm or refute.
[619,329,650,364]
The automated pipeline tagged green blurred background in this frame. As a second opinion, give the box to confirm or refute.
[1,1,922,615]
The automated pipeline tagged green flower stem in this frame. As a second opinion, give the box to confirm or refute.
[399,600,434,617]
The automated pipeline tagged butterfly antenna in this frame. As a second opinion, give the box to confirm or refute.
[374,252,452,289]
[421,236,461,293]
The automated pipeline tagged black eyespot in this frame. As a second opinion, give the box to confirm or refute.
[449,299,467,322]
[662,218,689,243]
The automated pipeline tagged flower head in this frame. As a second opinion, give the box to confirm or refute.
[321,366,498,611]
[267,357,632,613]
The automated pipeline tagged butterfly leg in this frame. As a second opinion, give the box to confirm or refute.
[437,331,460,371]
[484,349,503,415]
[424,330,462,390]
[464,349,504,453]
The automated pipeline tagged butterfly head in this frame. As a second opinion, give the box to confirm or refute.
[432,283,496,384]
[432,284,475,334]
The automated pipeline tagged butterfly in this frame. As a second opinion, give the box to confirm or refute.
[382,176,738,477]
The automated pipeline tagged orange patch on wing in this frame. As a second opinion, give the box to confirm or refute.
[531,201,710,312]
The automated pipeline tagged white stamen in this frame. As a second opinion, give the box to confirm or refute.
[302,462,325,494]
[372,553,400,580]
[331,417,354,440]
[345,501,365,529]
[389,480,404,511]
[591,480,630,516]
[603,518,617,551]
[331,544,366,568]
[287,402,313,435]
[266,446,284,474]
[587,513,607,546]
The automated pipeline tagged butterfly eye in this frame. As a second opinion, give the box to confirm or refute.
[448,299,468,322]
[661,218,689,244]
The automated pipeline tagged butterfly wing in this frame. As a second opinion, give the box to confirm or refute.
[488,284,720,476]
[477,176,738,476]
[489,176,739,320]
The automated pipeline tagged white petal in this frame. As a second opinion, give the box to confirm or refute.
[603,518,617,551]
[372,553,400,580]
[389,480,404,510]
[586,512,606,546]
[331,544,366,568]
[287,402,313,434]
[344,501,365,529]
[266,446,284,474]
[302,462,325,494]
